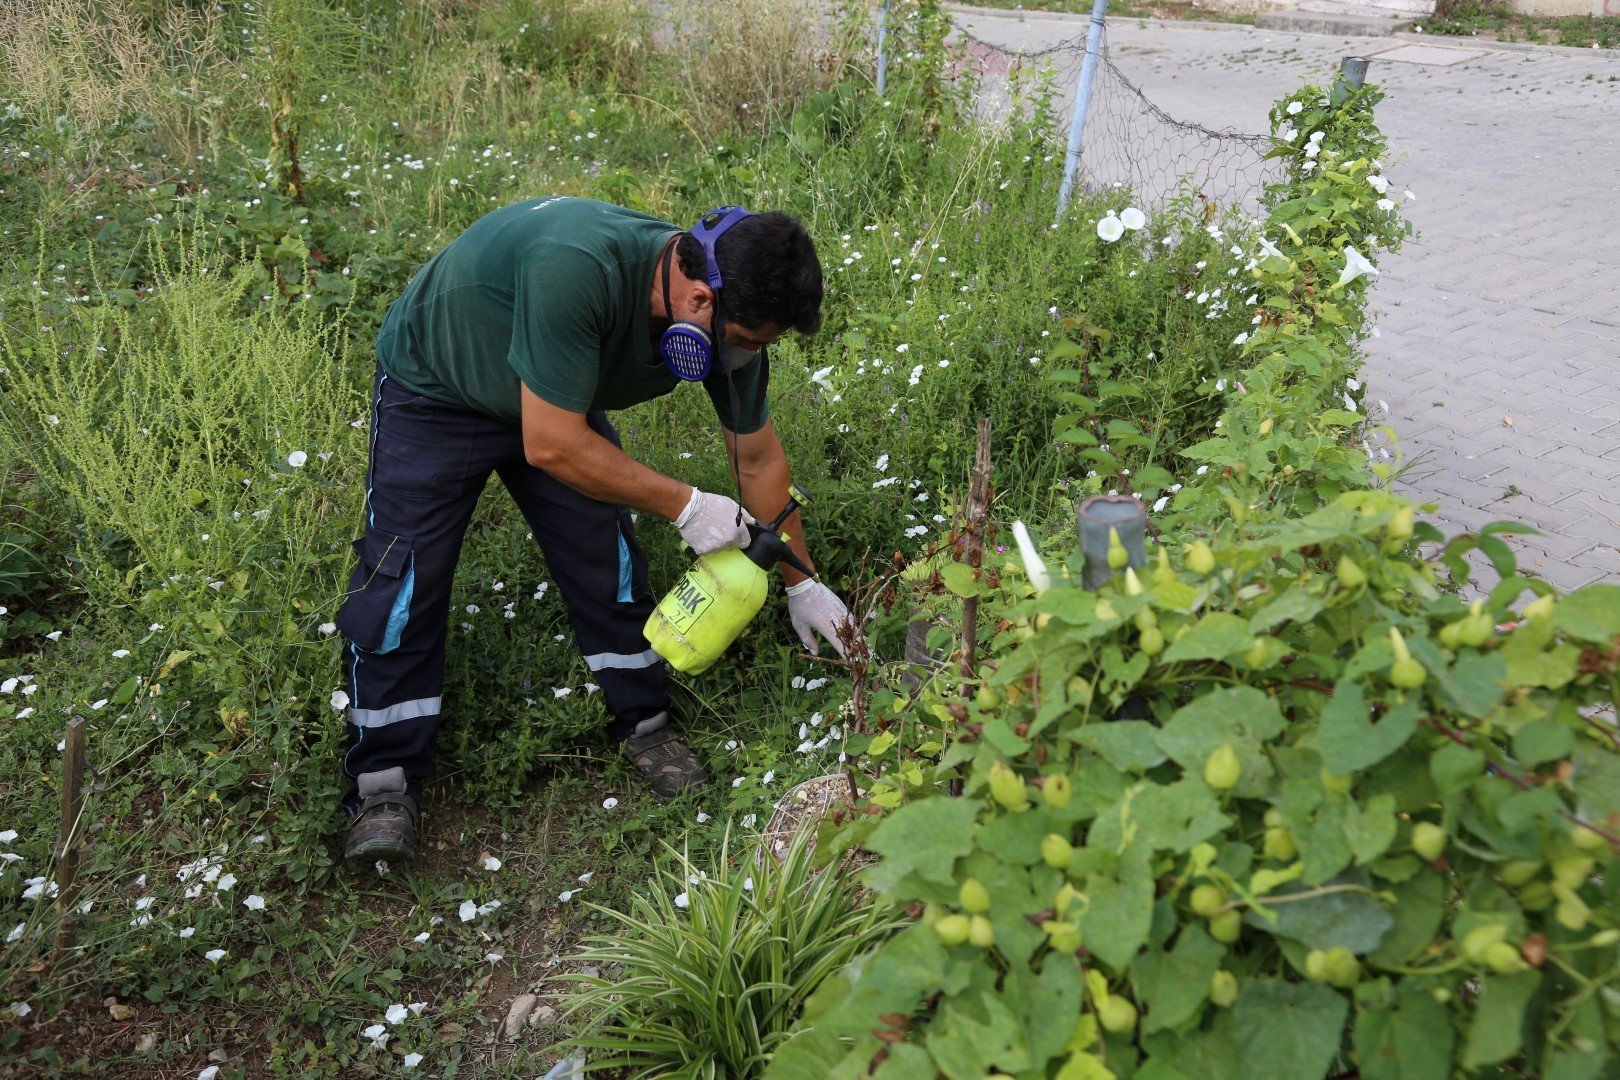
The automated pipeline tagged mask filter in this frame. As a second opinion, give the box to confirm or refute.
[658,206,754,381]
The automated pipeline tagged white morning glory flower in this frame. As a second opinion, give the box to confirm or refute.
[403,1054,423,1069]
[1367,173,1389,194]
[386,1003,409,1025]
[413,932,430,943]
[602,798,618,810]
[559,889,577,902]
[9,1002,31,1018]
[287,451,308,468]
[363,1023,389,1049]
[1011,521,1051,595]
[1337,246,1380,287]
[318,622,336,635]
[243,895,265,911]
[577,872,593,884]
[0,831,15,843]
[179,927,195,939]
[112,649,130,659]
[674,892,689,909]
[205,949,227,963]
[482,856,502,872]
[1286,101,1303,115]
[1119,207,1146,231]
[199,1068,219,1080]
[1096,215,1125,243]
[329,690,350,712]
[458,900,477,922]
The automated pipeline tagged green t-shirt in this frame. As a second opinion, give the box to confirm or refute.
[376,196,769,432]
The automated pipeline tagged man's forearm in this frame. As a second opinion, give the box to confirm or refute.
[536,430,690,521]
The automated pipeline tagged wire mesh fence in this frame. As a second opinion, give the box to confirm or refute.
[939,15,1285,217]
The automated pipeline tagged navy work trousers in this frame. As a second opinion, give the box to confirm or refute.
[335,368,668,812]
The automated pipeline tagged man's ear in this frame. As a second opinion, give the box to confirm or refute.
[686,282,717,320]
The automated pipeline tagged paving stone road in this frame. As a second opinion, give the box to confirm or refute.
[949,7,1620,592]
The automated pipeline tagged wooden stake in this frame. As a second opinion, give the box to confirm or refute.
[55,717,86,952]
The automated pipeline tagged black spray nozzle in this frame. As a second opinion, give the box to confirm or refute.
[743,484,815,578]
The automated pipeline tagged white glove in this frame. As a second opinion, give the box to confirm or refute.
[786,579,855,659]
[673,488,753,555]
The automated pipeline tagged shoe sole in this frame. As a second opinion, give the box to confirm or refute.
[344,835,418,864]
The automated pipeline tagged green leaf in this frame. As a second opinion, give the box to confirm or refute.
[1573,742,1620,824]
[1318,684,1419,774]
[1550,583,1620,641]
[1070,721,1168,772]
[1232,979,1348,1080]
[1545,997,1607,1080]
[1430,743,1486,796]
[1431,651,1507,719]
[1345,793,1398,865]
[1089,778,1230,855]
[1461,971,1541,1069]
[1081,852,1155,972]
[1134,925,1226,1034]
[1161,613,1252,664]
[864,798,980,893]
[1500,633,1580,690]
[1008,953,1085,1065]
[978,807,1056,867]
[1251,869,1392,954]
[1352,979,1454,1080]
[1157,687,1286,798]
[928,990,1030,1079]
[1299,796,1354,884]
[1367,870,1445,968]
[940,562,980,598]
[1248,588,1326,635]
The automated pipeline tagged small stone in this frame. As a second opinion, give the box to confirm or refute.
[136,1034,158,1053]
[437,1022,466,1044]
[502,994,538,1038]
[107,1003,136,1021]
[208,1049,228,1063]
[528,1004,558,1030]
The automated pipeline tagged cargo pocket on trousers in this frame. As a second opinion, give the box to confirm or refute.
[336,528,416,653]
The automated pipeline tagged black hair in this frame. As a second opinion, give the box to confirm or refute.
[676,211,823,336]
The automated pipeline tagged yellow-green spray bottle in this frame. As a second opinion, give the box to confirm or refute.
[645,485,815,674]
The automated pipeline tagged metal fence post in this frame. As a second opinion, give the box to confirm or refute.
[1077,495,1146,590]
[876,2,890,98]
[1331,56,1371,106]
[1054,0,1110,224]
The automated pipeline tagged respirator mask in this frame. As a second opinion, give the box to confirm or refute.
[658,206,759,380]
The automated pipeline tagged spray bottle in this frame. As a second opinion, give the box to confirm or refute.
[645,485,815,674]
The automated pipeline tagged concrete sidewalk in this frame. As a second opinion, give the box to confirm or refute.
[949,8,1620,591]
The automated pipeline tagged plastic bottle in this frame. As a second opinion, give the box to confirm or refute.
[644,485,815,673]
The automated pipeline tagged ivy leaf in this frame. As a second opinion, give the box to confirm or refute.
[863,797,979,893]
[1070,720,1168,772]
[1550,583,1620,641]
[1251,869,1392,954]
[1232,979,1348,1080]
[1133,925,1226,1034]
[1318,683,1419,774]
[927,990,1031,1079]
[1461,971,1541,1069]
[1248,587,1325,635]
[1161,612,1252,663]
[1352,979,1454,1080]
[1344,793,1398,865]
[1157,687,1286,797]
[1081,851,1155,972]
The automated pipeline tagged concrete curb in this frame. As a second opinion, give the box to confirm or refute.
[1255,9,1412,34]
[1392,30,1620,59]
[947,2,1620,57]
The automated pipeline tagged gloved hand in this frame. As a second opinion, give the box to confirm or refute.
[786,579,855,658]
[673,488,753,555]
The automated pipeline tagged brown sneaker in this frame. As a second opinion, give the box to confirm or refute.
[344,772,419,864]
[622,727,711,800]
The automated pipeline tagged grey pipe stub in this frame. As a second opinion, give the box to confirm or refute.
[1078,494,1147,590]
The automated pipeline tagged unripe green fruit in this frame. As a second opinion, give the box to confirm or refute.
[1107,528,1130,570]
[1461,923,1508,963]
[1305,949,1328,982]
[1139,626,1165,656]
[1554,884,1591,931]
[1134,606,1158,631]
[1320,770,1353,796]
[1517,881,1554,912]
[1322,947,1361,989]
[976,685,1000,709]
[1209,970,1238,1008]
[1251,868,1289,895]
[1523,594,1555,621]
[960,878,991,914]
[1437,620,1463,651]
[1243,637,1270,669]
[1264,827,1298,863]
[1187,542,1216,576]
[1189,884,1226,918]
[1387,506,1414,542]
[988,763,1029,812]
[1484,941,1528,974]
[1094,598,1118,622]
[1337,557,1367,589]
[1589,929,1620,948]
[1552,856,1596,891]
[1124,567,1144,595]
[1411,822,1448,862]
[1152,545,1175,586]
[1432,988,1452,1005]
[1389,657,1427,690]
[1043,773,1072,809]
[968,914,996,949]
[1098,996,1137,1034]
[1205,743,1242,790]
[1044,919,1083,953]
[934,914,971,946]
[1042,834,1075,870]
[1500,859,1542,887]
[1571,824,1608,852]
[1263,807,1284,828]
[1209,910,1242,943]
[1457,614,1493,649]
